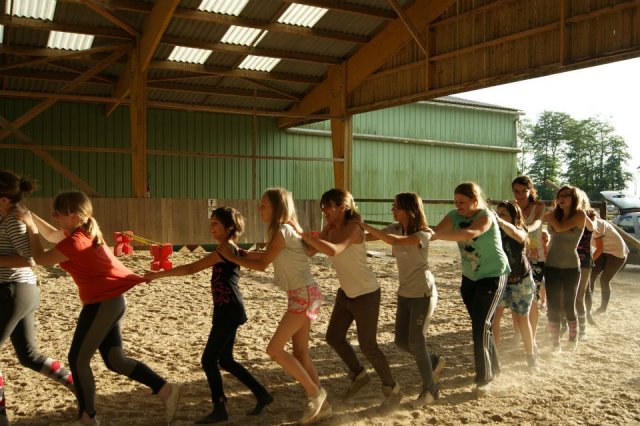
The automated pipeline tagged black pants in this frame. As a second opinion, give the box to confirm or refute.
[69,295,166,417]
[544,266,579,324]
[460,275,506,384]
[202,319,268,404]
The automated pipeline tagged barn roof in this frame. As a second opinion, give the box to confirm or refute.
[1,0,638,127]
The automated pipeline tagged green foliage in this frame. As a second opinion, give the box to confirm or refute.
[518,112,632,201]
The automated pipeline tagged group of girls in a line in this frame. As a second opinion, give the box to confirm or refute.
[0,168,629,425]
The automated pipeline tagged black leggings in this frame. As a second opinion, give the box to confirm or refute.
[544,266,579,324]
[202,319,268,404]
[69,295,165,417]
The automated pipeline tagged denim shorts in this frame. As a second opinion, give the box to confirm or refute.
[498,274,535,315]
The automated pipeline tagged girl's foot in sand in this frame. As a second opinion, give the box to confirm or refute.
[247,392,274,415]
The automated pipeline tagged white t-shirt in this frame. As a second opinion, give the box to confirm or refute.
[329,241,379,298]
[383,223,435,298]
[592,219,629,259]
[272,224,316,291]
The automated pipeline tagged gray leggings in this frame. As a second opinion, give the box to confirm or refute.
[69,295,166,418]
[394,295,436,394]
[1,282,73,417]
[326,288,395,387]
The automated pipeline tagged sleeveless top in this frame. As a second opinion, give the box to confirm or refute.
[329,239,379,298]
[525,202,546,263]
[447,208,510,281]
[500,229,531,283]
[210,246,247,325]
[546,224,583,269]
[576,228,593,268]
[272,224,316,291]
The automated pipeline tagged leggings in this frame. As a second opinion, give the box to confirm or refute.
[586,253,627,312]
[576,267,592,324]
[460,275,506,384]
[69,295,165,417]
[1,283,73,416]
[394,294,436,394]
[326,288,394,387]
[202,319,268,404]
[544,266,579,324]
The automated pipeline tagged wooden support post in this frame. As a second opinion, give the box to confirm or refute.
[129,47,148,198]
[328,64,352,190]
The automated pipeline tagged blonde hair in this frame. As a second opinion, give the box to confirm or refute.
[262,188,297,244]
[454,182,488,210]
[53,191,104,246]
[320,188,361,224]
[394,192,428,234]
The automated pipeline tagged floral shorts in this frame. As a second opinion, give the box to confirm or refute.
[498,273,535,316]
[287,283,323,321]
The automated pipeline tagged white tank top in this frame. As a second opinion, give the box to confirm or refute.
[272,224,316,291]
[329,241,379,298]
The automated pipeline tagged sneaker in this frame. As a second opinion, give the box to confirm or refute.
[194,406,228,424]
[247,392,273,415]
[164,382,183,422]
[341,369,370,400]
[412,388,439,408]
[587,315,596,325]
[298,387,327,425]
[475,382,491,397]
[594,307,606,315]
[578,331,587,341]
[316,401,333,422]
[432,355,446,382]
[551,344,562,354]
[380,382,402,410]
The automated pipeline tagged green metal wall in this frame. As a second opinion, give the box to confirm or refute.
[0,99,517,223]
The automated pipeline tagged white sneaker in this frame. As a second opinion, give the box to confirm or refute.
[341,369,370,400]
[299,387,327,425]
[316,400,333,421]
[412,389,438,408]
[432,355,446,382]
[164,382,183,422]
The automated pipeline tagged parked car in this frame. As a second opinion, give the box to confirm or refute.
[601,191,640,265]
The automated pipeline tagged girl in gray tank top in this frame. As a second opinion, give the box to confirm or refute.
[542,186,586,350]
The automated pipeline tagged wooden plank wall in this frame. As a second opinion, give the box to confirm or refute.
[23,198,323,246]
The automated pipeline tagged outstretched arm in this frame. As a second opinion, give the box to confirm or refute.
[432,215,492,242]
[298,222,361,257]
[495,214,528,244]
[217,232,284,271]
[361,222,424,246]
[20,211,68,266]
[144,251,222,282]
[31,212,66,243]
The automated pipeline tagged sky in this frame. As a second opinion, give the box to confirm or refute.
[458,57,640,195]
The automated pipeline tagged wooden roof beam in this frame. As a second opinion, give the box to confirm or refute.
[387,0,427,56]
[0,116,101,197]
[0,44,127,72]
[106,0,179,115]
[278,0,455,128]
[78,0,139,36]
[88,0,369,45]
[0,45,128,141]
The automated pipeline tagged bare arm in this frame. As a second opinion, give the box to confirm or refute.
[545,210,586,233]
[361,222,423,246]
[31,212,66,243]
[0,256,33,268]
[592,237,603,261]
[495,215,528,244]
[217,232,284,271]
[432,214,492,242]
[144,251,222,281]
[20,212,68,266]
[525,202,546,233]
[299,222,362,257]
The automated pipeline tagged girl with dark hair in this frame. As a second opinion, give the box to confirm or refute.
[431,182,509,396]
[18,191,181,425]
[543,186,586,350]
[145,207,271,424]
[0,170,74,425]
[217,188,328,425]
[358,192,443,407]
[491,201,536,367]
[295,188,402,410]
[511,176,547,346]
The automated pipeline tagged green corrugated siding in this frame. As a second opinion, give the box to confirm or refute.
[0,99,517,211]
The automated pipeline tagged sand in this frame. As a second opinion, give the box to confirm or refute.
[2,241,639,425]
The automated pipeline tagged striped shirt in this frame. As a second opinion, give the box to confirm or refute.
[0,211,37,284]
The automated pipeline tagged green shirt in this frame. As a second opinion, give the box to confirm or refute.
[447,208,510,280]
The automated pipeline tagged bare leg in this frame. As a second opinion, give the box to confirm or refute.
[513,312,534,355]
[492,306,505,344]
